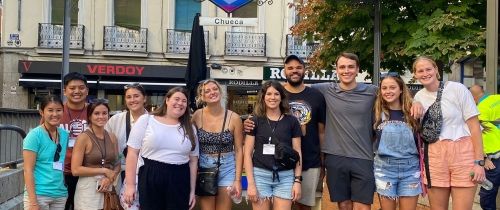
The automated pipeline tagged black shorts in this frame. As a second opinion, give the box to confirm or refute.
[325,154,375,204]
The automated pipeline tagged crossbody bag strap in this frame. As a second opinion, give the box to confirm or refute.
[216,110,228,168]
[436,81,444,102]
[125,111,131,142]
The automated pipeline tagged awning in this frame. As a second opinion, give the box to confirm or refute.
[19,78,186,91]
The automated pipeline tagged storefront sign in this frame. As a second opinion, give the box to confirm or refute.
[263,66,337,82]
[218,79,261,86]
[200,17,258,26]
[19,61,185,79]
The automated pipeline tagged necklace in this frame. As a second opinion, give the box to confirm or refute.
[90,127,107,166]
[66,103,86,121]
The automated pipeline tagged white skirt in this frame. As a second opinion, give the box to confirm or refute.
[74,176,104,210]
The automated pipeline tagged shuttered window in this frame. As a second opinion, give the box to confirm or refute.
[51,0,79,25]
[114,0,141,30]
[175,0,201,30]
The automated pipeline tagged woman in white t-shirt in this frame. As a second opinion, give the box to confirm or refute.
[412,56,485,210]
[122,87,199,210]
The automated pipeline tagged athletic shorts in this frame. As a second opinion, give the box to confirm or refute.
[325,154,375,204]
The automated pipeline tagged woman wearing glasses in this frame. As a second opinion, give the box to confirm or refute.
[123,87,199,210]
[192,79,244,210]
[105,83,147,209]
[23,95,69,210]
[71,99,121,210]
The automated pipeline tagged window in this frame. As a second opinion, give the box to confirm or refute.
[114,0,141,30]
[232,1,257,18]
[175,0,201,30]
[51,0,79,24]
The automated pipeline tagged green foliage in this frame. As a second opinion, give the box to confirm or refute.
[292,0,486,76]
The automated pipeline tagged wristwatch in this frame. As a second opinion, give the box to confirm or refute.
[474,160,485,166]
[294,176,303,181]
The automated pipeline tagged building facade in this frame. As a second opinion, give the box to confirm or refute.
[0,0,317,113]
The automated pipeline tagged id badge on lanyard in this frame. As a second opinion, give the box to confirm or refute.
[263,137,275,155]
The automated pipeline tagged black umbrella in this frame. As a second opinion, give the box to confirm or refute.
[185,13,208,111]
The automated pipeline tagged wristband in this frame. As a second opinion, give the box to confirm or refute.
[294,180,301,184]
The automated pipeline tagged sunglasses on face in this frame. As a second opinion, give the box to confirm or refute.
[54,143,62,162]
[124,83,144,90]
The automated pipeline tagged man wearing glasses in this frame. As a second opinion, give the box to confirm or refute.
[60,72,89,210]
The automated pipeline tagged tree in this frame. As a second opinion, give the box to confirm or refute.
[291,0,486,76]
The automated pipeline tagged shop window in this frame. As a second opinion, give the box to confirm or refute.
[175,0,201,30]
[114,0,141,30]
[51,0,79,25]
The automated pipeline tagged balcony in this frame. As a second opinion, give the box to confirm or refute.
[286,34,319,60]
[225,32,266,57]
[103,26,147,52]
[38,23,84,49]
[166,29,209,54]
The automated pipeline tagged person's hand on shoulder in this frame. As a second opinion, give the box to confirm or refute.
[243,115,255,133]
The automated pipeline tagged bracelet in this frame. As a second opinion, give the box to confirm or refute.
[294,180,301,184]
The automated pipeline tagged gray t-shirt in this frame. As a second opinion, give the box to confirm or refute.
[312,82,377,160]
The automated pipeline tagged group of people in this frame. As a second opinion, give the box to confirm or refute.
[21,52,498,210]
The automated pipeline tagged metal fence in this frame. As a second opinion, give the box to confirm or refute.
[286,34,318,60]
[38,23,85,49]
[225,32,266,56]
[166,29,209,54]
[103,26,148,52]
[0,109,39,168]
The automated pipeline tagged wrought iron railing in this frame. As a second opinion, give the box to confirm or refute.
[38,23,85,49]
[103,26,148,52]
[166,29,209,54]
[225,32,266,56]
[286,34,318,60]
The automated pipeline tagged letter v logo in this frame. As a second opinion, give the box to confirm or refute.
[22,61,32,72]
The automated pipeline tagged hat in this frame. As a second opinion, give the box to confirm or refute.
[284,55,305,66]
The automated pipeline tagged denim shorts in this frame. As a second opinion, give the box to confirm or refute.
[199,152,236,187]
[374,156,422,198]
[253,167,294,200]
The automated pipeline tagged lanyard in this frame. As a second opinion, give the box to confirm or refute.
[89,128,107,167]
[43,123,59,143]
[266,114,282,144]
[65,103,86,122]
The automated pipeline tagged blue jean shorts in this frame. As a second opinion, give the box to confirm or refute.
[199,152,236,187]
[374,156,422,198]
[253,167,294,200]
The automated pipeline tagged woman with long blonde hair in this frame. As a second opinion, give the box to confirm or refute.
[192,79,244,210]
[373,74,422,210]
